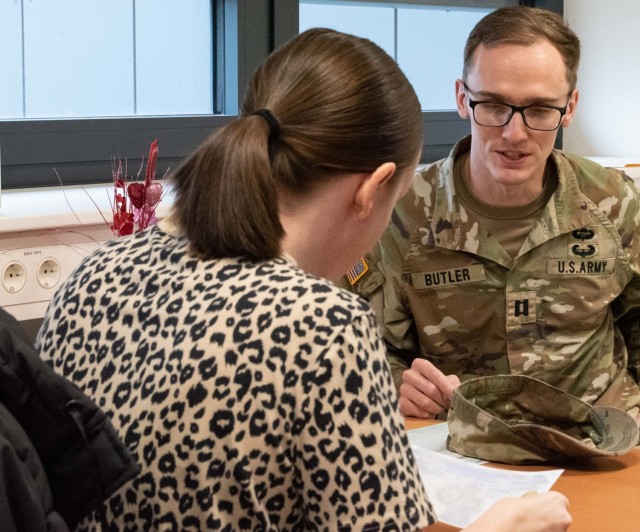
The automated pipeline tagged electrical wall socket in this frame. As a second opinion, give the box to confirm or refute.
[0,224,114,321]
[2,261,27,293]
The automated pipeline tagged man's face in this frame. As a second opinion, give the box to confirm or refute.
[456,41,578,195]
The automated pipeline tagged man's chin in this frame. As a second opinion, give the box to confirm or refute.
[488,166,534,186]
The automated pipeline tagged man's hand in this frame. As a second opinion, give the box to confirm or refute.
[398,359,460,418]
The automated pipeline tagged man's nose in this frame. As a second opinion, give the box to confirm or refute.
[502,110,528,140]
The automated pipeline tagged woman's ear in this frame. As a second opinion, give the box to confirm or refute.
[354,162,396,219]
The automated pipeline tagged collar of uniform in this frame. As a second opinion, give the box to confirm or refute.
[518,150,593,256]
[429,135,479,253]
[548,150,594,234]
[429,137,593,258]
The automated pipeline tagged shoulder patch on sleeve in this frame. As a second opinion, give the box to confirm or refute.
[346,258,369,285]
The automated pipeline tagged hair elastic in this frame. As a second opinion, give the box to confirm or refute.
[253,109,280,139]
[252,109,281,161]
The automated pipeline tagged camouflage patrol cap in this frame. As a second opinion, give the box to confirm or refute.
[447,375,639,464]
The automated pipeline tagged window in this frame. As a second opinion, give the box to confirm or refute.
[1,1,214,120]
[0,0,253,189]
[1,0,558,189]
[300,1,493,111]
[299,0,520,162]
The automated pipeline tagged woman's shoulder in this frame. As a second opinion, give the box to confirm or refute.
[264,258,373,316]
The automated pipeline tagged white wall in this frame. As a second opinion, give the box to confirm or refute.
[564,0,640,157]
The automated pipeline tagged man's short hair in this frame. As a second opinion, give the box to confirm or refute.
[463,6,581,90]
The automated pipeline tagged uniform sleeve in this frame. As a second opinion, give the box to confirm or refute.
[618,310,640,383]
[367,240,418,391]
[342,242,417,392]
[295,310,436,530]
[348,170,435,392]
[612,175,640,383]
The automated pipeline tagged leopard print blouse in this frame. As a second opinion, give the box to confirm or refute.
[37,225,436,531]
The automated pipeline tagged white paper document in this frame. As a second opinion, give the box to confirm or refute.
[407,422,484,463]
[412,445,563,529]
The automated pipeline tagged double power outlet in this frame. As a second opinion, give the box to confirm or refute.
[0,224,114,320]
[3,255,61,293]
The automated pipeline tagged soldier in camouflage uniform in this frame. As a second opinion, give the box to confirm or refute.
[350,6,640,425]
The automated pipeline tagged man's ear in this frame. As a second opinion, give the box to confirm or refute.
[561,89,579,128]
[455,79,470,120]
[354,162,397,219]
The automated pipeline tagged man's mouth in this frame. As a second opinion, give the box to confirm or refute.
[498,151,527,161]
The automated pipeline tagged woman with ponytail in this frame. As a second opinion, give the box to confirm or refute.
[37,28,570,531]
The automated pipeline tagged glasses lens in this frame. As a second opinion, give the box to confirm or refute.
[473,102,562,131]
[522,107,563,131]
[473,103,512,127]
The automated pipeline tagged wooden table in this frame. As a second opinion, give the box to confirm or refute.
[405,417,640,531]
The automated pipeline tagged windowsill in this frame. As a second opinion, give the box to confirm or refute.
[584,156,640,186]
[1,156,638,236]
[0,183,173,234]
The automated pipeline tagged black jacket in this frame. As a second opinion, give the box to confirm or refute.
[0,309,139,530]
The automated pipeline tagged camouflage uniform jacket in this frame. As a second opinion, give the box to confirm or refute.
[355,136,640,422]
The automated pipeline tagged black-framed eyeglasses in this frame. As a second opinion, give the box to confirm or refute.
[462,82,570,132]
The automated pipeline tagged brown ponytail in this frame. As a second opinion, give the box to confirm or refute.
[172,115,283,260]
[171,28,422,261]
